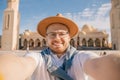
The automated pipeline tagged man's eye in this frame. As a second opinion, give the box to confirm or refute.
[60,33,65,35]
[61,32,67,35]
[51,33,56,36]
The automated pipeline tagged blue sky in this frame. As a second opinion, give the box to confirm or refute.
[0,0,111,41]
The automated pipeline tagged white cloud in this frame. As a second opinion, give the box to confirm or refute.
[81,8,94,17]
[63,3,111,42]
[96,3,111,17]
[20,3,112,42]
[92,4,97,7]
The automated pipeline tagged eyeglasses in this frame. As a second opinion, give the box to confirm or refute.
[46,31,69,38]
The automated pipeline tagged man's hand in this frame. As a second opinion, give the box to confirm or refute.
[84,53,120,80]
[0,53,36,80]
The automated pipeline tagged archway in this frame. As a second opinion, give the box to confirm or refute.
[88,38,93,47]
[95,38,100,47]
[23,39,27,49]
[29,39,34,49]
[35,39,41,47]
[82,38,86,47]
[102,38,105,47]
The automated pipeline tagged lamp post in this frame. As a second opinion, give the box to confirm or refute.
[25,31,30,53]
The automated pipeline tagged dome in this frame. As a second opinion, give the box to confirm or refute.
[82,24,94,32]
[24,29,31,36]
[79,28,81,31]
[101,30,107,35]
[79,31,86,35]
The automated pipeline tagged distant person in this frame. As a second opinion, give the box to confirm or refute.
[103,52,107,55]
[0,14,120,80]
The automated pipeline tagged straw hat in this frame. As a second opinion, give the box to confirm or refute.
[37,13,79,38]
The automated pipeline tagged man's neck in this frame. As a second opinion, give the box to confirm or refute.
[51,51,66,58]
[56,53,65,58]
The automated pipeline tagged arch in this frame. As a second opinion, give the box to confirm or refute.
[42,39,46,47]
[19,37,22,49]
[35,39,41,47]
[29,39,34,47]
[88,38,94,47]
[77,36,80,46]
[23,39,27,49]
[82,38,86,47]
[102,38,105,47]
[95,38,100,47]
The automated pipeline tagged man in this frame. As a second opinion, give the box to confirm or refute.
[0,13,120,80]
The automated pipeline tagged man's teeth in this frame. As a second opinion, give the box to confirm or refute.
[53,43,62,46]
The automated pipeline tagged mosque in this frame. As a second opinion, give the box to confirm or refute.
[19,24,109,50]
[0,0,120,50]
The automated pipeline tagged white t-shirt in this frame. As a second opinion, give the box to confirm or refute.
[26,51,98,80]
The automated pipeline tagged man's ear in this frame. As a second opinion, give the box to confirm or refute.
[69,36,71,42]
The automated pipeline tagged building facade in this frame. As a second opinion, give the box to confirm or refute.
[2,0,119,50]
[1,0,20,50]
[110,0,120,50]
[20,24,109,50]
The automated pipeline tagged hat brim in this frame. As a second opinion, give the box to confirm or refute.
[37,16,79,38]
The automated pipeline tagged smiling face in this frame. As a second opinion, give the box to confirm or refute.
[46,23,71,55]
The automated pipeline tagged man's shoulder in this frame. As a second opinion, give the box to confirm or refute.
[25,52,40,56]
[74,51,99,60]
[75,51,97,56]
[25,52,43,62]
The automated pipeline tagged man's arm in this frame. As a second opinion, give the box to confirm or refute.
[0,53,36,80]
[84,53,120,80]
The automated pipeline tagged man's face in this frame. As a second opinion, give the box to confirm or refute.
[46,23,71,54]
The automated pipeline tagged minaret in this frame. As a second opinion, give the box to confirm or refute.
[1,0,20,50]
[110,0,120,50]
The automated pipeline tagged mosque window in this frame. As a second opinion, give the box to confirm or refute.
[119,14,120,20]
[5,14,10,30]
[111,14,114,29]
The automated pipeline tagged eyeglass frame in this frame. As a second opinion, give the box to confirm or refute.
[46,31,69,38]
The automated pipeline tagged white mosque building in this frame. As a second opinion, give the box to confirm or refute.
[1,0,120,50]
[19,24,109,50]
